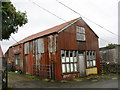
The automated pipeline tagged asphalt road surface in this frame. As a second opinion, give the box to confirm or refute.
[8,73,118,88]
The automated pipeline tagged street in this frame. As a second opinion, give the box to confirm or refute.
[8,73,118,88]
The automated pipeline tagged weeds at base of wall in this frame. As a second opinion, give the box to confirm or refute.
[8,84,13,89]
[8,71,20,75]
[25,75,40,80]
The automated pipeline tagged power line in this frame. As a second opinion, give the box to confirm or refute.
[29,0,66,22]
[56,0,119,38]
[29,0,115,44]
[11,35,19,44]
[10,0,114,45]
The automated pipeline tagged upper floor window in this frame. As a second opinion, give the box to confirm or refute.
[76,26,86,41]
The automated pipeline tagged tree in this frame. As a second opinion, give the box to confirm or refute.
[106,43,118,47]
[1,1,28,40]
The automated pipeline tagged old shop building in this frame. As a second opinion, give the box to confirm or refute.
[6,17,100,80]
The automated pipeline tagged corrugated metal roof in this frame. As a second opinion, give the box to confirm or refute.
[11,17,99,47]
[0,45,4,58]
[12,18,79,46]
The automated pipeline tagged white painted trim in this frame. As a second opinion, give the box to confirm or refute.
[58,17,81,33]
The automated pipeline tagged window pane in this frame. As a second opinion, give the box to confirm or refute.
[66,64,70,72]
[62,64,66,73]
[62,57,66,63]
[87,61,90,67]
[74,63,77,71]
[66,57,69,62]
[70,57,74,62]
[90,61,93,67]
[70,64,74,72]
[66,50,69,57]
[74,57,77,62]
[77,33,80,40]
[93,60,96,66]
[76,26,79,33]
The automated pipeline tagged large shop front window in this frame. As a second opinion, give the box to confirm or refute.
[86,51,96,68]
[61,50,78,73]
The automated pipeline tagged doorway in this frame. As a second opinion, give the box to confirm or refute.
[78,51,85,76]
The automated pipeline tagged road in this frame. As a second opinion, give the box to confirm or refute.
[8,73,118,88]
[0,71,2,90]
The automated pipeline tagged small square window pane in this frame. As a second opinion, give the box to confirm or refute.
[70,57,74,62]
[74,57,77,62]
[62,57,66,63]
[66,57,69,62]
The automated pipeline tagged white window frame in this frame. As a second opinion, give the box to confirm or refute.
[61,50,78,74]
[86,51,96,68]
[76,26,86,41]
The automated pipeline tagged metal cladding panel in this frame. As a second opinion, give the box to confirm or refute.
[56,20,100,80]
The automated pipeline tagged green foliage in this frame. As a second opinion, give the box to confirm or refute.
[8,71,20,74]
[1,1,28,40]
[73,78,83,82]
[106,43,118,47]
[42,78,50,82]
[25,75,40,80]
[60,80,69,83]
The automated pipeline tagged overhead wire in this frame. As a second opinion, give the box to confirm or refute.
[56,0,119,39]
[11,0,116,45]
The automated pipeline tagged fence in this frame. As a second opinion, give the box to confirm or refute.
[32,61,54,79]
[100,63,120,74]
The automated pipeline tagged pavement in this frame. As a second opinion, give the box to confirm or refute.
[8,73,119,88]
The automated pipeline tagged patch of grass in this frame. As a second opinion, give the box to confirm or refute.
[73,78,83,82]
[25,75,39,80]
[8,71,20,74]
[8,84,13,88]
[42,78,50,82]
[8,76,18,80]
[60,80,69,83]
[50,80,55,82]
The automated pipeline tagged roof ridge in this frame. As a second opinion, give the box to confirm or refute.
[11,17,80,47]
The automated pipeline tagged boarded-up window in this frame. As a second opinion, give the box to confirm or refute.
[15,54,20,65]
[76,26,85,41]
[24,42,29,54]
[32,40,35,53]
[48,35,57,53]
[30,41,33,52]
[35,40,38,54]
[86,51,96,67]
[38,38,44,53]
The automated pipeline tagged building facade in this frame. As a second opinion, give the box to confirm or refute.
[6,17,100,80]
[100,45,119,64]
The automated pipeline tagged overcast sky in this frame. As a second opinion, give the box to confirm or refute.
[0,0,119,53]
